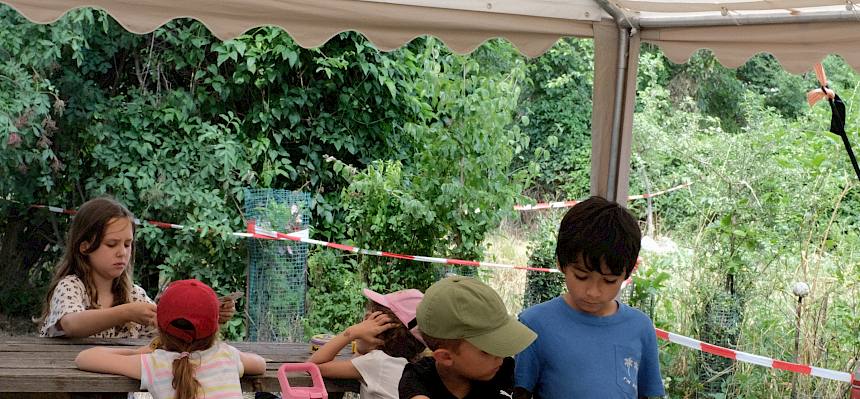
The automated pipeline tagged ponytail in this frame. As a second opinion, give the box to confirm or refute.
[158,321,217,399]
[172,354,201,399]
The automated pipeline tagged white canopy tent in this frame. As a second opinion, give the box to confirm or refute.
[3,0,859,201]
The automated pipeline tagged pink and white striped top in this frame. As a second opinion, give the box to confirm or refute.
[140,342,245,399]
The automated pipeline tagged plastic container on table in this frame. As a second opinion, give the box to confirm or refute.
[310,334,335,351]
[277,362,328,399]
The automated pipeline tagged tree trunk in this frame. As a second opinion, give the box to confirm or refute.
[0,211,53,317]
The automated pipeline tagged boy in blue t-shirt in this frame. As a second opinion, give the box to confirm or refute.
[514,196,665,399]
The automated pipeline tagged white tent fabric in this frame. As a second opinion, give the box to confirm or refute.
[3,1,857,72]
[3,0,859,200]
[641,21,860,74]
[1,0,598,57]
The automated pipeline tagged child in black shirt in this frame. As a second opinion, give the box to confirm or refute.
[399,276,537,399]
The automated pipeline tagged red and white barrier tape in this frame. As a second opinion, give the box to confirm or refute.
[28,204,574,275]
[655,328,853,383]
[31,205,189,230]
[514,200,580,211]
[32,201,641,282]
[627,182,693,200]
[245,221,637,288]
[31,205,78,215]
[515,182,692,211]
[245,221,563,274]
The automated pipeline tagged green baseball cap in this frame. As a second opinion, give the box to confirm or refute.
[417,276,537,357]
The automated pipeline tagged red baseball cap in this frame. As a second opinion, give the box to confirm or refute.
[157,279,220,343]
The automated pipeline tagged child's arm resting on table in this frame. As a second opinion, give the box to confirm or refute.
[307,311,396,379]
[240,351,266,375]
[307,332,361,379]
[75,347,143,379]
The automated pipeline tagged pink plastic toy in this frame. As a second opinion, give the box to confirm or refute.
[277,362,328,399]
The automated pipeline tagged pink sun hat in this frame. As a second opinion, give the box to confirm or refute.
[362,288,423,332]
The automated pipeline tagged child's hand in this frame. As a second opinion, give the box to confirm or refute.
[121,302,157,326]
[344,311,397,345]
[217,291,241,324]
[218,298,236,325]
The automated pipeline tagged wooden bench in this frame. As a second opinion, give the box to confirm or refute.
[0,336,358,399]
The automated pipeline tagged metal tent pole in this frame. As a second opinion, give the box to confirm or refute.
[637,10,860,28]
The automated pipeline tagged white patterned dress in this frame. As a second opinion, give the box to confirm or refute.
[39,275,156,338]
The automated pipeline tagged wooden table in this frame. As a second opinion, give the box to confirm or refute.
[0,336,358,399]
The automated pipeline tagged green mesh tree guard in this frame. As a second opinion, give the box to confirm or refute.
[697,291,744,397]
[244,188,310,342]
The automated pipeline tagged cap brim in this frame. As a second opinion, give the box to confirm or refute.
[362,288,389,308]
[465,316,537,358]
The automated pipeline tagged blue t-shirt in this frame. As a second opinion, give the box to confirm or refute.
[515,297,665,398]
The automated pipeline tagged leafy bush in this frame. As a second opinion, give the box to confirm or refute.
[632,57,860,397]
[737,54,807,119]
[0,8,530,337]
[304,250,365,337]
[516,38,594,200]
[522,216,565,309]
[627,256,671,320]
[312,42,530,317]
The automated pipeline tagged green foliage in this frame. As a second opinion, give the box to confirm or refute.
[336,43,529,293]
[665,51,810,133]
[304,250,365,337]
[0,7,79,203]
[667,50,748,132]
[522,217,565,308]
[637,45,671,95]
[633,54,860,397]
[737,54,807,119]
[304,41,530,331]
[627,257,671,319]
[516,38,594,200]
[341,160,439,291]
[0,7,530,339]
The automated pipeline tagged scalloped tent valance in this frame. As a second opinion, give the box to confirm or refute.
[0,0,600,58]
[2,0,859,72]
[641,21,860,74]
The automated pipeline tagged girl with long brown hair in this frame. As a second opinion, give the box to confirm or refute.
[76,279,265,399]
[37,196,236,338]
[37,196,157,338]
